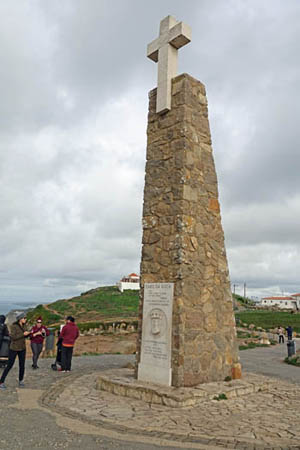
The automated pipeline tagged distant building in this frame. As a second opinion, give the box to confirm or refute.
[117,273,140,293]
[261,296,298,310]
[291,293,300,309]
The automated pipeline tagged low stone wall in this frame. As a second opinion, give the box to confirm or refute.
[80,320,138,336]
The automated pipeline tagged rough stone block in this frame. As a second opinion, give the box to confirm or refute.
[137,74,239,387]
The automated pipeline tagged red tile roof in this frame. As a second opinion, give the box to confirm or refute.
[262,297,293,300]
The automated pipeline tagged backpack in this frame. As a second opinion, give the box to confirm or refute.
[0,323,10,353]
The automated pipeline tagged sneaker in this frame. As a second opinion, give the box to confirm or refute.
[18,381,25,388]
[0,383,6,390]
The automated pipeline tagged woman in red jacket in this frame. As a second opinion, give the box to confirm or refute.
[60,316,79,372]
[30,316,49,369]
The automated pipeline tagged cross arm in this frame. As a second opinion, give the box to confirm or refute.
[168,22,191,49]
[147,38,160,62]
[147,21,191,62]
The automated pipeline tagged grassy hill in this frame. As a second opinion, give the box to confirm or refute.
[236,310,300,333]
[27,286,139,326]
[233,293,255,309]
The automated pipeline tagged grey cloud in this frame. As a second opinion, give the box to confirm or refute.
[1,0,300,307]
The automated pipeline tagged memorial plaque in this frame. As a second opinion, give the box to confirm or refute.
[138,282,174,386]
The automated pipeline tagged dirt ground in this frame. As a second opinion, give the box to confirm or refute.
[24,333,137,359]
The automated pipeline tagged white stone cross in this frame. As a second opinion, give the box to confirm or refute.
[147,16,191,114]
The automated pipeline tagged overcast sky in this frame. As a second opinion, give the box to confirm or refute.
[1,0,300,310]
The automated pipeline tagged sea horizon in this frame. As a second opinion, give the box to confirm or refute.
[0,301,40,316]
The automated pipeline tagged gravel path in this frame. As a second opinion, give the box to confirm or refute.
[0,354,191,450]
[0,345,299,449]
[239,339,300,383]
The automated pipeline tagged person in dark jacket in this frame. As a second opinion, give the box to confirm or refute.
[60,316,79,372]
[0,315,9,351]
[0,312,30,390]
[286,325,293,340]
[29,316,50,369]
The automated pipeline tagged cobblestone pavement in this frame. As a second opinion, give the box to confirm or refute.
[0,350,300,449]
[47,371,300,449]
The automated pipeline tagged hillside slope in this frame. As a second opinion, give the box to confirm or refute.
[27,286,139,325]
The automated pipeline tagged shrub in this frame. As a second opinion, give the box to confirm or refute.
[213,393,228,401]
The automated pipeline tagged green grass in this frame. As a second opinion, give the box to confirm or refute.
[284,356,300,367]
[50,299,73,314]
[239,342,270,351]
[233,294,255,307]
[26,304,62,325]
[237,330,252,338]
[66,286,139,317]
[235,310,300,332]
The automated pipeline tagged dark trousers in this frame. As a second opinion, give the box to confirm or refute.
[279,335,284,343]
[0,349,26,383]
[61,346,73,371]
[31,342,43,367]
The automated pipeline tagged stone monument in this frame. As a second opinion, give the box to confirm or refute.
[136,15,240,387]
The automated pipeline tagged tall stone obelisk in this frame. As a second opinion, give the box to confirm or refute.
[136,16,240,388]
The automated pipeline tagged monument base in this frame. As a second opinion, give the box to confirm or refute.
[97,368,272,408]
[138,362,172,386]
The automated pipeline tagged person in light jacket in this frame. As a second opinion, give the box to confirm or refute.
[277,326,285,344]
[60,316,79,372]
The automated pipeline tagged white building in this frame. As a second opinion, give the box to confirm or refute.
[117,273,140,293]
[261,296,297,310]
[291,293,300,309]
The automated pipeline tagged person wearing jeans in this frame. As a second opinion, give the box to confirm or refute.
[60,316,79,372]
[286,325,293,341]
[0,312,30,390]
[29,316,49,369]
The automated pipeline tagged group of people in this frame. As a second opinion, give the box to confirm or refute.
[0,313,79,390]
[277,325,293,343]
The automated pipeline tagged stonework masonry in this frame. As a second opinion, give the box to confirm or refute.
[136,73,239,387]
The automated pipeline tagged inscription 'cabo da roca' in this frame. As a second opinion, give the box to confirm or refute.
[136,15,241,387]
[138,283,174,386]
